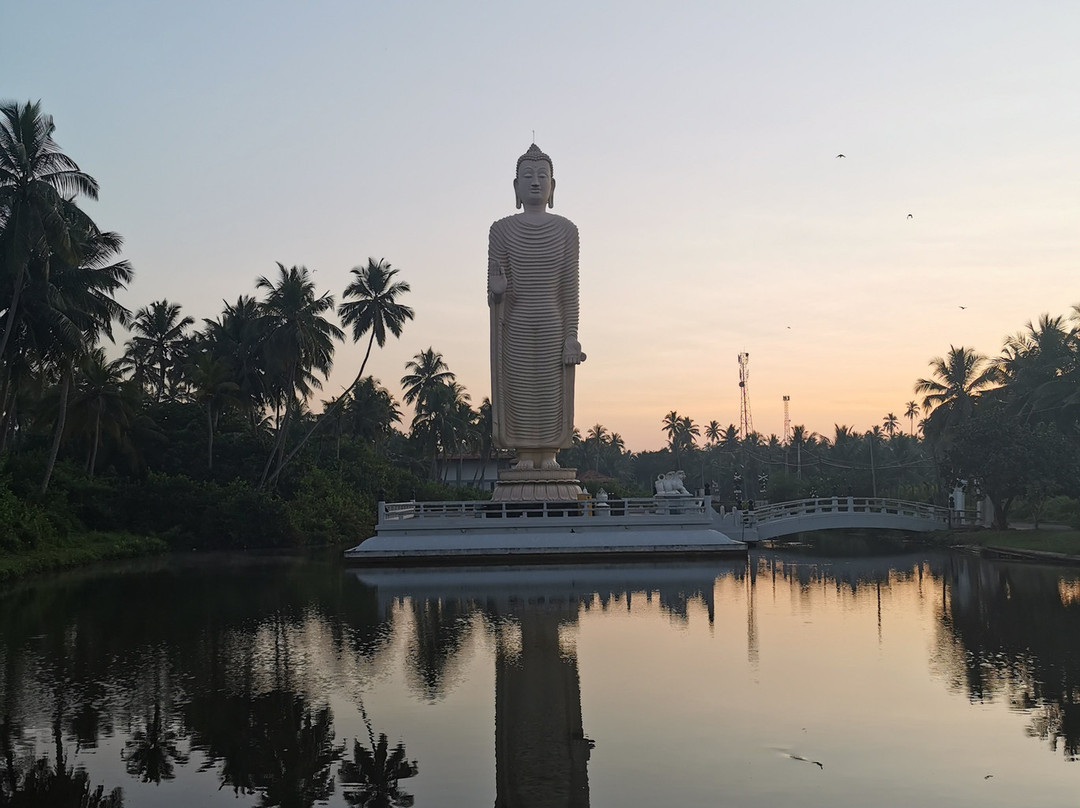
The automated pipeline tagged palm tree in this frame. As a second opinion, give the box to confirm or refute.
[790,424,808,478]
[1025,322,1080,429]
[721,424,740,451]
[676,415,700,453]
[585,423,608,472]
[605,431,627,477]
[997,313,1076,421]
[64,348,139,476]
[0,100,100,366]
[202,295,269,430]
[882,413,899,437]
[914,345,997,442]
[347,376,402,453]
[904,400,920,436]
[126,300,194,403]
[339,258,414,384]
[410,379,471,479]
[704,420,721,445]
[185,352,240,471]
[24,225,133,491]
[661,410,682,463]
[268,259,414,481]
[256,264,343,487]
[473,397,494,481]
[401,348,455,411]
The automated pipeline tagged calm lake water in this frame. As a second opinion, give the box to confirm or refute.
[2,542,1080,807]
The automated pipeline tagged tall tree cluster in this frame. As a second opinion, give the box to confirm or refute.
[0,101,134,491]
[914,309,1080,527]
[0,102,480,544]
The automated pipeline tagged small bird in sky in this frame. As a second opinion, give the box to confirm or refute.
[836,154,845,158]
[788,754,824,769]
[959,305,967,310]
[907,213,914,219]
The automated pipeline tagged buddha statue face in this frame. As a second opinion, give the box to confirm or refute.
[514,158,555,210]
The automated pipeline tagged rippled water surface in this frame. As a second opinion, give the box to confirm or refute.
[2,544,1080,807]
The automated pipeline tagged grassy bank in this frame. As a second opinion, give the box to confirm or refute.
[940,528,1080,557]
[0,532,168,582]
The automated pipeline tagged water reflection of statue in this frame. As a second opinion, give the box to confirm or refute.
[495,610,591,808]
[488,144,585,471]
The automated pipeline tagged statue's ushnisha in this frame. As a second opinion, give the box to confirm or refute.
[488,145,585,496]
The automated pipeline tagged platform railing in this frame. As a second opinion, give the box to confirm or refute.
[379,495,711,523]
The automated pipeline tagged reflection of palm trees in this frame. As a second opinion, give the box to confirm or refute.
[406,599,473,700]
[338,734,418,807]
[940,555,1080,759]
[0,688,124,807]
[188,689,337,807]
[122,650,188,784]
[123,699,188,783]
[255,693,337,808]
[1,756,124,807]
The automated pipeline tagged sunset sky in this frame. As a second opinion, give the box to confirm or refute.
[5,0,1078,451]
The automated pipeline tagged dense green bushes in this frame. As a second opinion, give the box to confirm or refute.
[0,475,58,551]
[0,439,483,560]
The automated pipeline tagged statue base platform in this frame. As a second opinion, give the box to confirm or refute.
[491,468,583,502]
[344,494,748,565]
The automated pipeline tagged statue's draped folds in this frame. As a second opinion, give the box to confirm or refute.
[488,213,580,452]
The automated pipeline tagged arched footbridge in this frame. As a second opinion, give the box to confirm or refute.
[714,497,952,541]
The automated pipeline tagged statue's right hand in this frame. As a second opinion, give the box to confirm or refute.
[489,272,507,303]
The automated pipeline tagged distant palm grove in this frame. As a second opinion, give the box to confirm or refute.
[2,102,1078,561]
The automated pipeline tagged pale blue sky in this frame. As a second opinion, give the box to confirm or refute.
[5,0,1078,449]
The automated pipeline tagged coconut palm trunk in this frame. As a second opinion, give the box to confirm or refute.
[264,328,378,489]
[88,401,102,476]
[206,404,215,471]
[41,363,72,493]
[0,255,25,365]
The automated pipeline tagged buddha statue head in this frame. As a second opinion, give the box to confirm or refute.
[514,143,555,210]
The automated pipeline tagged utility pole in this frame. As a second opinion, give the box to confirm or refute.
[869,437,877,498]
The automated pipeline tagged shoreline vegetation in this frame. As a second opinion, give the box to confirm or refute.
[940,527,1080,561]
[5,526,1080,584]
[0,531,167,582]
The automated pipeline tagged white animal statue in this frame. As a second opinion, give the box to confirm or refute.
[655,471,692,496]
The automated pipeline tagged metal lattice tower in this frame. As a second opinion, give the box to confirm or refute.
[783,395,791,444]
[738,352,754,439]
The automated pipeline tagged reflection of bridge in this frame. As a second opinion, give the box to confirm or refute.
[715,497,951,542]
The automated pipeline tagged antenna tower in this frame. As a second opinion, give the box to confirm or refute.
[737,352,754,439]
[783,395,791,444]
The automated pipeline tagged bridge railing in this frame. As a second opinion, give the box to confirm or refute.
[749,497,950,527]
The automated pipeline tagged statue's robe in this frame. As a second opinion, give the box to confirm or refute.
[488,214,580,451]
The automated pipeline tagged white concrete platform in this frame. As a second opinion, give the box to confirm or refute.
[344,495,746,565]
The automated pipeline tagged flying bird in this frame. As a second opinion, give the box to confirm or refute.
[907,213,914,219]
[836,154,845,158]
[959,306,967,310]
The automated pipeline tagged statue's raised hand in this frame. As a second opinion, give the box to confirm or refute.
[563,336,586,365]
